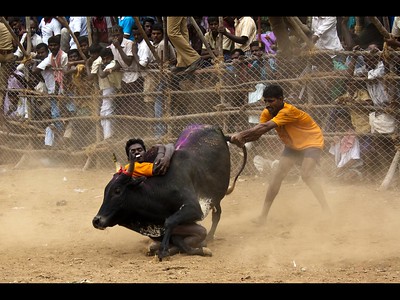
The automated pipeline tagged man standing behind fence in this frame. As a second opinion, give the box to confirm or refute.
[151,22,177,138]
[229,84,331,225]
[91,47,122,141]
[167,17,203,74]
[0,19,15,126]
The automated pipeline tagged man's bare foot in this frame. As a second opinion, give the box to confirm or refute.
[251,215,267,226]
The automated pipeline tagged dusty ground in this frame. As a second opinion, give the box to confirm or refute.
[1,164,400,285]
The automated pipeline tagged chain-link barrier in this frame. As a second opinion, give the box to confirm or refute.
[1,47,400,191]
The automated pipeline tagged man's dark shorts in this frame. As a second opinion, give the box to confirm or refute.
[282,146,322,165]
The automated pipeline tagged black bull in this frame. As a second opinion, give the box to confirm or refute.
[92,124,247,260]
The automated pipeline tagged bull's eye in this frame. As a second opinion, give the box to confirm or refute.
[115,187,121,194]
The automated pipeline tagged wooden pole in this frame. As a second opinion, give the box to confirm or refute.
[23,17,32,87]
[368,16,391,39]
[189,16,217,60]
[285,17,314,50]
[292,16,312,37]
[86,16,93,46]
[162,16,172,138]
[25,16,32,54]
[383,16,390,32]
[378,150,400,191]
[268,16,293,58]
[257,16,262,47]
[355,17,363,34]
[217,17,224,59]
[133,16,162,64]
[161,16,171,63]
[55,16,87,60]
[0,16,29,58]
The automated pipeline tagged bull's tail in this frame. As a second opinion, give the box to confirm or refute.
[225,136,247,195]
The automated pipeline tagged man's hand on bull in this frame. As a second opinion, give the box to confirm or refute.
[154,154,170,175]
[230,133,246,148]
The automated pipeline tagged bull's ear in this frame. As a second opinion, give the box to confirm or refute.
[129,176,147,187]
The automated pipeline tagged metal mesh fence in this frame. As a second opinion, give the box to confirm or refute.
[1,47,400,191]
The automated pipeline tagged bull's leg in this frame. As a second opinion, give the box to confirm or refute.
[169,223,211,256]
[171,235,212,256]
[147,239,180,257]
[207,202,222,241]
[158,227,173,261]
[158,203,203,261]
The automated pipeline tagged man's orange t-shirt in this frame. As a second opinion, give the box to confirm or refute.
[124,162,153,177]
[259,103,324,150]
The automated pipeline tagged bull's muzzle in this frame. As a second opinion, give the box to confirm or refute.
[92,215,106,230]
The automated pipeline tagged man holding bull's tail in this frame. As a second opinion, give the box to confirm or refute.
[229,84,331,225]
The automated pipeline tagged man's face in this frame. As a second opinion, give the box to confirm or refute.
[144,22,153,36]
[133,29,143,43]
[68,52,80,62]
[36,47,49,60]
[48,42,60,55]
[208,21,219,32]
[80,41,89,54]
[101,55,112,65]
[128,143,146,162]
[250,46,262,58]
[151,30,163,44]
[264,96,284,117]
[111,31,123,44]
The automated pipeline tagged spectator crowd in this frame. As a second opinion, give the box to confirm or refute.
[1,16,399,182]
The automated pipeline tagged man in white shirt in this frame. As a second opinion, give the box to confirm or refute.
[60,16,88,52]
[38,17,62,45]
[14,18,43,60]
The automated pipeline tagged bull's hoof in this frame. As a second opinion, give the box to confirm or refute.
[146,241,161,256]
[157,249,171,261]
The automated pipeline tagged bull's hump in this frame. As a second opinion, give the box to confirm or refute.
[175,124,218,150]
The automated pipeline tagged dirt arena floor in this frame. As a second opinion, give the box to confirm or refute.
[1,163,400,287]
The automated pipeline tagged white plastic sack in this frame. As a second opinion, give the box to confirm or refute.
[369,112,396,134]
[248,83,266,124]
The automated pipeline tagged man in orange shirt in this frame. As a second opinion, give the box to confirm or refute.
[230,84,331,224]
[123,138,175,177]
[122,138,211,257]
